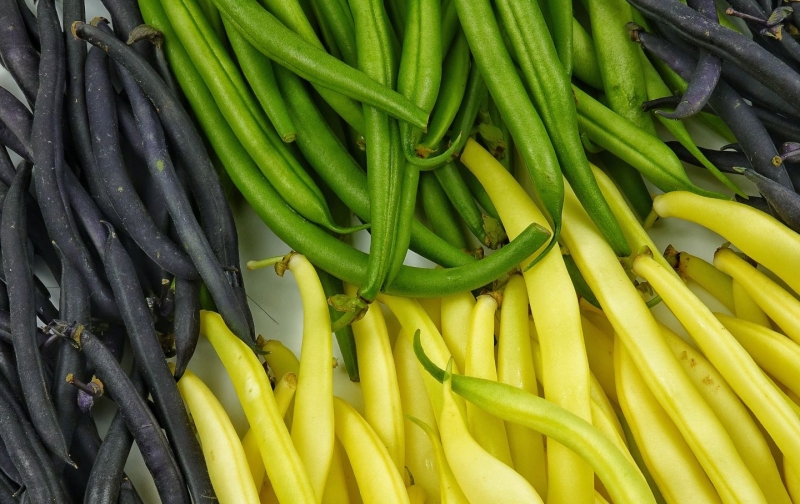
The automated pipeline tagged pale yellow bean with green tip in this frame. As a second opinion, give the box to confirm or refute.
[439,364,543,504]
[671,250,735,313]
[461,138,593,504]
[497,275,547,496]
[440,291,476,372]
[333,397,410,504]
[406,416,468,504]
[242,371,297,492]
[615,339,722,504]
[716,313,800,399]
[713,247,800,345]
[732,280,771,327]
[407,486,427,504]
[657,323,791,504]
[283,254,334,502]
[633,253,800,497]
[464,294,513,466]
[394,332,440,501]
[200,311,315,504]
[653,191,800,295]
[590,164,672,272]
[175,369,260,504]
[379,294,461,419]
[345,283,405,474]
[322,440,351,504]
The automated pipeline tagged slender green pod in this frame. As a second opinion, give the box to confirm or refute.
[453,0,563,264]
[307,0,357,66]
[162,0,358,234]
[441,0,459,55]
[582,0,653,133]
[414,332,656,504]
[349,0,404,302]
[549,0,572,73]
[196,0,226,44]
[593,152,652,223]
[210,0,429,129]
[494,0,629,256]
[572,18,603,90]
[458,161,501,221]
[225,23,297,142]
[420,172,470,250]
[416,30,470,157]
[574,86,723,198]
[317,268,359,382]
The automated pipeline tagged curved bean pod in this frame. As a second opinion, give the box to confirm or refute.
[0,0,39,106]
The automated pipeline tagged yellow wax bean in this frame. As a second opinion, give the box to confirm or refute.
[785,459,800,503]
[461,138,593,504]
[581,315,617,404]
[406,416,469,504]
[658,323,790,504]
[653,191,800,295]
[176,369,260,504]
[717,313,800,399]
[260,339,300,381]
[464,294,513,466]
[440,291,476,372]
[673,251,735,313]
[714,247,800,345]
[345,283,405,473]
[200,311,315,503]
[333,397,410,504]
[285,254,334,502]
[732,280,771,327]
[418,297,442,332]
[615,339,722,504]
[407,486,428,504]
[439,366,543,504]
[322,439,351,504]
[590,374,624,443]
[394,331,440,501]
[553,178,760,503]
[634,253,800,501]
[497,275,548,496]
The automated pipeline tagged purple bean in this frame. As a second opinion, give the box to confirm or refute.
[628,0,800,107]
[666,141,747,174]
[0,0,39,106]
[172,278,200,380]
[739,167,800,231]
[631,26,795,189]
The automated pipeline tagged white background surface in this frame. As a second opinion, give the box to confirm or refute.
[0,1,760,502]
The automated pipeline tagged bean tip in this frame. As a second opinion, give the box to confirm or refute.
[626,22,644,42]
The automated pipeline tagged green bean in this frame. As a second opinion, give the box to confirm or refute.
[307,0,357,67]
[453,0,563,267]
[594,152,653,223]
[162,0,358,234]
[253,0,366,133]
[317,268,359,382]
[574,85,724,198]
[225,22,296,142]
[457,160,501,221]
[572,18,603,90]
[412,332,657,504]
[196,0,226,45]
[349,0,404,302]
[386,165,421,286]
[385,0,408,41]
[273,65,475,267]
[563,254,600,308]
[638,52,744,196]
[441,0,460,55]
[582,0,654,134]
[549,0,572,73]
[435,163,505,249]
[417,30,470,158]
[486,96,513,173]
[209,0,427,129]
[420,172,470,250]
[495,0,630,256]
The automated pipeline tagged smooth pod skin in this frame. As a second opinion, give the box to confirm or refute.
[52,323,189,504]
[658,322,792,504]
[461,141,758,503]
[101,229,215,503]
[633,254,800,499]
[614,340,722,504]
[739,168,800,232]
[176,370,260,504]
[0,0,39,106]
[653,191,800,295]
[1,164,71,465]
[419,172,469,250]
[172,278,201,380]
[333,397,410,504]
[200,311,316,504]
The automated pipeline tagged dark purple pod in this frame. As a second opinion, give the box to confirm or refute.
[739,167,800,231]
